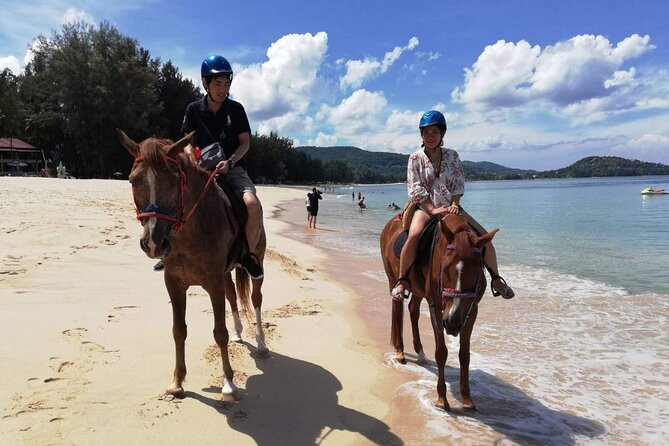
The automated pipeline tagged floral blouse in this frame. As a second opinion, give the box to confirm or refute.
[407,147,465,207]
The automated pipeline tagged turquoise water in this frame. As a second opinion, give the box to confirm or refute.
[282,176,669,444]
[319,176,669,296]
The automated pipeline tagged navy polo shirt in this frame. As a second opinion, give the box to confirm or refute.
[181,96,251,169]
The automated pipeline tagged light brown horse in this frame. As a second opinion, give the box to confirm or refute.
[118,130,268,401]
[380,212,497,411]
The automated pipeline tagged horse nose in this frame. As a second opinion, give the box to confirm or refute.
[444,319,462,337]
[139,237,149,254]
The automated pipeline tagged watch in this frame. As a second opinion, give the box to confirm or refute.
[227,158,235,169]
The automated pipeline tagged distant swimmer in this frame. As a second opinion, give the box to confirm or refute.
[388,202,400,210]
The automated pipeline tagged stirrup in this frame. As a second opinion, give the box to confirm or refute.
[490,274,514,299]
[391,277,411,302]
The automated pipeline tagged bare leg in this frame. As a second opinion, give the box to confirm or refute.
[243,192,263,252]
[165,274,188,396]
[394,210,431,296]
[462,209,514,298]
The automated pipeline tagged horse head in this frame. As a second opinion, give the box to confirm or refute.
[439,213,498,336]
[118,130,194,259]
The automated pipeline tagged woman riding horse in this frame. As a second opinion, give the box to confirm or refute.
[391,110,514,301]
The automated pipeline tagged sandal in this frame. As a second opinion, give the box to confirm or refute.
[391,277,411,302]
[491,275,515,299]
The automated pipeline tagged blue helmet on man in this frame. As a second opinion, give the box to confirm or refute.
[201,55,233,81]
[419,110,447,132]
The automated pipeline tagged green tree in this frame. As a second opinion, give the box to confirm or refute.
[0,68,26,137]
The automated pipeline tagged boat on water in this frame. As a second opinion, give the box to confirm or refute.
[641,187,668,195]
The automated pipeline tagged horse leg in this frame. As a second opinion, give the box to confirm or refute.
[251,276,269,357]
[165,275,188,397]
[224,272,243,342]
[459,306,479,410]
[210,288,238,401]
[391,297,406,364]
[429,304,449,411]
[409,296,427,365]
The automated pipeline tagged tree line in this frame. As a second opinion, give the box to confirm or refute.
[0,21,387,184]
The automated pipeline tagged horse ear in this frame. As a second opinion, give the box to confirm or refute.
[474,228,499,248]
[167,132,195,158]
[117,129,140,158]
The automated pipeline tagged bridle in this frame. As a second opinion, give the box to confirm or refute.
[439,240,485,328]
[132,155,227,233]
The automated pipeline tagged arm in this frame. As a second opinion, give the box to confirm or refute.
[216,131,250,173]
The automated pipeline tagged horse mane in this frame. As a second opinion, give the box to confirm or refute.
[139,137,174,171]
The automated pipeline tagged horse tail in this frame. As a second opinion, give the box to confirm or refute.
[234,267,252,317]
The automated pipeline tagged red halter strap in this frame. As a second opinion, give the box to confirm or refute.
[132,155,230,233]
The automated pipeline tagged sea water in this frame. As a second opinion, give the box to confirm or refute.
[282,176,669,445]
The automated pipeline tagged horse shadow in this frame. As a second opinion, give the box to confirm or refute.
[188,343,403,445]
[403,353,607,445]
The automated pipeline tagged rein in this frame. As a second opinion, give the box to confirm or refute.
[133,155,225,233]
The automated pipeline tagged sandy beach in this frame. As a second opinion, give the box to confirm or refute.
[0,177,407,445]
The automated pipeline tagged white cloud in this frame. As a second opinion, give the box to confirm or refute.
[0,55,21,73]
[340,37,419,89]
[232,32,328,125]
[611,133,669,164]
[61,7,94,25]
[308,132,338,146]
[452,34,657,123]
[321,89,388,136]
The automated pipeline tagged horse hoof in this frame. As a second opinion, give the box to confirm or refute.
[166,386,185,398]
[230,333,243,343]
[395,353,407,364]
[435,399,450,412]
[256,346,270,358]
[462,402,477,411]
[220,391,238,403]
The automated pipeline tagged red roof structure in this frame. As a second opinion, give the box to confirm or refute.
[0,137,45,175]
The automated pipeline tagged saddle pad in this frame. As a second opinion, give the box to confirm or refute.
[392,217,441,265]
[392,230,408,258]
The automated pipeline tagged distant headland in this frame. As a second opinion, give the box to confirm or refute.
[296,146,669,182]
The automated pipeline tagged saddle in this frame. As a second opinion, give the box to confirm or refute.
[392,217,441,265]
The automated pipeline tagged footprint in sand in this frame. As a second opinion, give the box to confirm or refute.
[107,305,138,323]
[62,328,88,338]
[81,341,105,352]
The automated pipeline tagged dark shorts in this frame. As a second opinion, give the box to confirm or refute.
[310,208,319,216]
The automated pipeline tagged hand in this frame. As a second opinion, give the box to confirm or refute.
[431,205,451,217]
[447,204,460,214]
[215,159,231,174]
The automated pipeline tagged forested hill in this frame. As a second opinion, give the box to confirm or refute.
[541,156,669,178]
[296,147,669,180]
[296,146,537,180]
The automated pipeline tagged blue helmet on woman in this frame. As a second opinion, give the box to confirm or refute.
[201,55,233,81]
[419,110,447,132]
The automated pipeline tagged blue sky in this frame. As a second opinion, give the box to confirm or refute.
[2,0,669,170]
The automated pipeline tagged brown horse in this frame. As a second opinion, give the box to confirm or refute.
[380,212,497,411]
[118,130,268,401]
